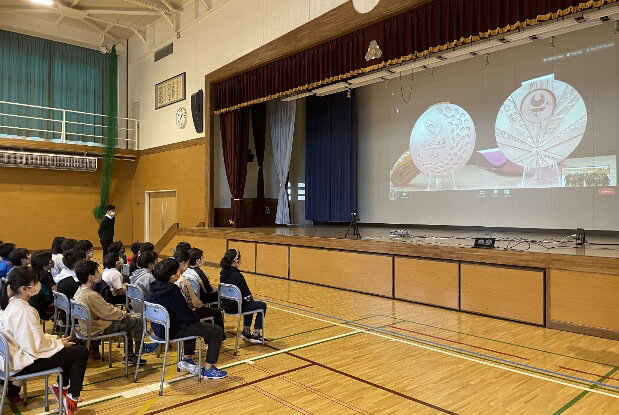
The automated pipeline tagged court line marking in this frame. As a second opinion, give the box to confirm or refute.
[552,366,619,415]
[268,305,619,399]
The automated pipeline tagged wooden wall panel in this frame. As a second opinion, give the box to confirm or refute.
[0,160,135,250]
[461,264,544,325]
[395,258,459,309]
[228,240,256,273]
[162,235,227,265]
[133,140,206,242]
[550,269,619,332]
[256,243,289,278]
[289,247,392,297]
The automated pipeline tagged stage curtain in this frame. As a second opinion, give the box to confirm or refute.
[270,101,296,225]
[220,108,250,227]
[305,91,356,222]
[251,103,267,226]
[213,0,611,113]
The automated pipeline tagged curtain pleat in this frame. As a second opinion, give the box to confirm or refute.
[270,101,296,225]
[251,103,267,226]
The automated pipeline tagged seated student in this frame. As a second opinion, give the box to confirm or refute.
[129,250,158,302]
[0,266,88,414]
[50,237,65,279]
[127,241,140,266]
[129,242,155,274]
[185,248,219,304]
[0,242,16,278]
[101,252,126,302]
[75,240,94,260]
[148,258,227,379]
[7,248,31,277]
[174,250,225,334]
[56,250,87,300]
[73,260,152,365]
[53,239,78,276]
[175,242,192,254]
[29,250,56,320]
[107,241,127,264]
[220,249,267,344]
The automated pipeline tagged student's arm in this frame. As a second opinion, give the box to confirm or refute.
[98,217,107,238]
[235,273,254,302]
[171,289,199,325]
[89,292,126,321]
[13,306,62,355]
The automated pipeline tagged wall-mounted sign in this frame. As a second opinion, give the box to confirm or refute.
[155,72,186,109]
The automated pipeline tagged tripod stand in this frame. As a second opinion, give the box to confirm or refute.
[345,212,361,239]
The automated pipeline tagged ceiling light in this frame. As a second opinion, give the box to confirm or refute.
[30,0,54,5]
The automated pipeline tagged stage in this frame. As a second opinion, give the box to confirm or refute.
[159,224,619,340]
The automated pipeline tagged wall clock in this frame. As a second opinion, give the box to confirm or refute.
[352,0,379,14]
[176,107,187,129]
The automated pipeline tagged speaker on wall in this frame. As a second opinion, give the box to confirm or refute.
[191,89,204,133]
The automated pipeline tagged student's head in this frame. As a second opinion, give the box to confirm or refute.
[153,258,178,282]
[173,249,190,273]
[8,248,31,267]
[103,252,121,270]
[31,250,53,273]
[175,242,192,253]
[220,249,241,269]
[138,242,155,253]
[0,266,39,309]
[108,241,125,255]
[75,260,100,285]
[61,238,78,252]
[51,237,65,255]
[137,250,158,270]
[105,204,116,217]
[188,248,204,267]
[130,241,141,255]
[62,250,86,270]
[0,243,16,260]
[76,240,94,259]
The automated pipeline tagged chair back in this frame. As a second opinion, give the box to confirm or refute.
[188,278,200,296]
[121,264,130,277]
[53,291,70,314]
[0,331,9,378]
[218,283,242,314]
[126,283,145,314]
[69,300,92,339]
[143,302,170,341]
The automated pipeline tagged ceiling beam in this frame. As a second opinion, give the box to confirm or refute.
[81,9,162,16]
[82,19,120,43]
[124,0,178,14]
[86,15,143,32]
[55,0,81,25]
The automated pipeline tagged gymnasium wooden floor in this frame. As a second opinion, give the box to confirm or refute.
[6,265,619,415]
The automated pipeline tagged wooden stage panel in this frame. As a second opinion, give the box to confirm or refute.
[256,243,289,278]
[394,257,459,309]
[228,240,256,273]
[460,264,544,325]
[550,269,619,332]
[289,247,392,297]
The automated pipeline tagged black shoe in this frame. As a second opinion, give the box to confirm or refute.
[247,333,266,344]
[124,353,146,366]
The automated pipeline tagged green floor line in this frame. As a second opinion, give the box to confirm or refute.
[552,366,619,415]
[8,402,22,415]
[378,314,617,368]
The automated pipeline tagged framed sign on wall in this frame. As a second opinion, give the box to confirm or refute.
[155,72,186,109]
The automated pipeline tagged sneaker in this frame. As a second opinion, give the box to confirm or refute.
[247,333,266,344]
[124,353,147,366]
[240,331,252,342]
[49,383,67,403]
[142,343,159,354]
[178,357,199,374]
[201,366,227,379]
[63,392,79,415]
[89,347,102,361]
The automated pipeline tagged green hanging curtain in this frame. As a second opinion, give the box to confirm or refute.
[93,46,117,219]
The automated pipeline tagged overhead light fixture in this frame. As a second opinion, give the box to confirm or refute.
[281,91,314,102]
[313,82,349,96]
[348,70,389,84]
[30,0,54,5]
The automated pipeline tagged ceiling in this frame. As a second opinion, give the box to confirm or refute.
[0,0,195,49]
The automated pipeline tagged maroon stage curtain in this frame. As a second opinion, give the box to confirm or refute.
[214,0,610,113]
[220,108,250,227]
[251,103,267,226]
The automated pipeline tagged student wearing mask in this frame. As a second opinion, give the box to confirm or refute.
[185,248,219,304]
[0,242,16,278]
[75,240,94,260]
[0,266,88,414]
[56,250,87,299]
[129,242,155,275]
[98,205,116,256]
[128,250,158,305]
[107,241,127,264]
[101,252,126,303]
[6,248,30,277]
[28,250,56,320]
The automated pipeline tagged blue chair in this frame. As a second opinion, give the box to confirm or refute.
[188,278,200,297]
[134,302,202,395]
[52,292,71,336]
[121,264,130,278]
[218,283,265,355]
[0,332,63,414]
[125,284,144,318]
[69,301,128,377]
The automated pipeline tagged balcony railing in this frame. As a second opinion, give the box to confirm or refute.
[0,100,139,150]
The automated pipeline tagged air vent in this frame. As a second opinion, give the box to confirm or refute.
[154,43,173,62]
[0,150,97,172]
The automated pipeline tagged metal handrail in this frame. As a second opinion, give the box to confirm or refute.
[0,100,139,121]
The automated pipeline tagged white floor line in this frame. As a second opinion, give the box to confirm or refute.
[269,305,619,400]
[34,330,360,414]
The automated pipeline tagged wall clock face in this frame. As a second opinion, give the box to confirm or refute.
[352,0,380,14]
[176,107,187,129]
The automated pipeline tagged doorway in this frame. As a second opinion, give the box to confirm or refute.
[145,190,177,243]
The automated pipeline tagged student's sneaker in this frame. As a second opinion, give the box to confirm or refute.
[63,392,80,415]
[247,333,267,344]
[201,366,227,379]
[142,343,159,354]
[124,353,147,366]
[178,357,199,374]
[49,383,67,403]
[240,331,252,342]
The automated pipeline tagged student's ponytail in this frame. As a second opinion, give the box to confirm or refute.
[0,282,11,310]
[220,249,240,269]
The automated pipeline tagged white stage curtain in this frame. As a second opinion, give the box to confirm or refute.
[270,100,296,225]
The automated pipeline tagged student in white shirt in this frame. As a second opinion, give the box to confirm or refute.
[54,250,83,285]
[102,252,126,296]
[0,266,88,414]
[50,236,65,279]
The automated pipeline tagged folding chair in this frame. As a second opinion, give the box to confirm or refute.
[134,302,202,395]
[218,283,265,355]
[125,284,144,318]
[52,292,71,336]
[69,301,128,377]
[0,332,64,414]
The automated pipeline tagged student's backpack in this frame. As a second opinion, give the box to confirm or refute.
[93,279,115,304]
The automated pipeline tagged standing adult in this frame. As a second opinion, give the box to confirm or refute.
[98,204,115,256]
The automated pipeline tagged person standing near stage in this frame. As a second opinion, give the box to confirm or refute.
[98,205,115,256]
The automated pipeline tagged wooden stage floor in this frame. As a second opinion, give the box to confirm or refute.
[8,265,619,415]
